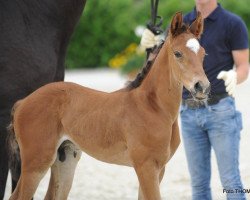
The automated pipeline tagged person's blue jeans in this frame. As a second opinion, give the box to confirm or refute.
[180,96,246,200]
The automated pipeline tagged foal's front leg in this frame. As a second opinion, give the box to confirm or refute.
[134,159,162,200]
[138,166,165,200]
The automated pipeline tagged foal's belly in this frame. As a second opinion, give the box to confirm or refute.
[59,135,133,167]
[96,149,132,167]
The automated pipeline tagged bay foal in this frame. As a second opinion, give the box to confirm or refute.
[9,12,210,200]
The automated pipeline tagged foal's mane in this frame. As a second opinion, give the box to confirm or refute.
[126,41,164,90]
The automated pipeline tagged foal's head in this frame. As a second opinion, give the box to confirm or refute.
[168,12,210,100]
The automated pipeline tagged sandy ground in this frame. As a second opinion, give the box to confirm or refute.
[4,69,250,200]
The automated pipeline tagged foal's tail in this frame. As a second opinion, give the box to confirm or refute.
[6,100,22,191]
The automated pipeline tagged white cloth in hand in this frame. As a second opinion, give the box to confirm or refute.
[217,69,237,97]
[140,29,161,49]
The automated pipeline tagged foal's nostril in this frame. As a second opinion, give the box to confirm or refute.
[194,81,203,93]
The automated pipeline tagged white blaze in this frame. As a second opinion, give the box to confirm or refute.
[186,38,200,54]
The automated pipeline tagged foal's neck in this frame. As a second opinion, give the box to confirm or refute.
[139,40,182,119]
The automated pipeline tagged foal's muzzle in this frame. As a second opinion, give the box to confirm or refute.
[191,81,211,100]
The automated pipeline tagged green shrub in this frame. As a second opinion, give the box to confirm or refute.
[66,0,145,68]
[66,0,250,69]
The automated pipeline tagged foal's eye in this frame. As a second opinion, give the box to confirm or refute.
[174,51,182,58]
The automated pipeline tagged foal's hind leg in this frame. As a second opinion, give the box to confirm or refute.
[9,137,58,200]
[45,141,81,200]
[10,170,47,200]
[7,123,21,193]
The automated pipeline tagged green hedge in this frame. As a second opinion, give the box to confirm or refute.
[66,0,250,69]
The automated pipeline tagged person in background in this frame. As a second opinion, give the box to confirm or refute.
[140,0,249,199]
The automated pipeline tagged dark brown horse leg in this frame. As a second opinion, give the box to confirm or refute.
[8,139,21,193]
[6,109,21,195]
[0,112,11,200]
[0,130,9,200]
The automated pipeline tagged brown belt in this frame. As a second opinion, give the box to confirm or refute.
[182,93,228,109]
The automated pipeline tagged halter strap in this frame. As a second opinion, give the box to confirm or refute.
[147,0,164,35]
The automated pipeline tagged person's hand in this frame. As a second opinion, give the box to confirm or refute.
[140,28,161,49]
[217,69,237,97]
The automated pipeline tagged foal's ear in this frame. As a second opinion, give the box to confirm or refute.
[170,12,183,37]
[189,11,203,38]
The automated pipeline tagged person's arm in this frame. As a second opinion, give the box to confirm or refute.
[232,49,249,84]
[217,49,249,97]
[217,16,249,97]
